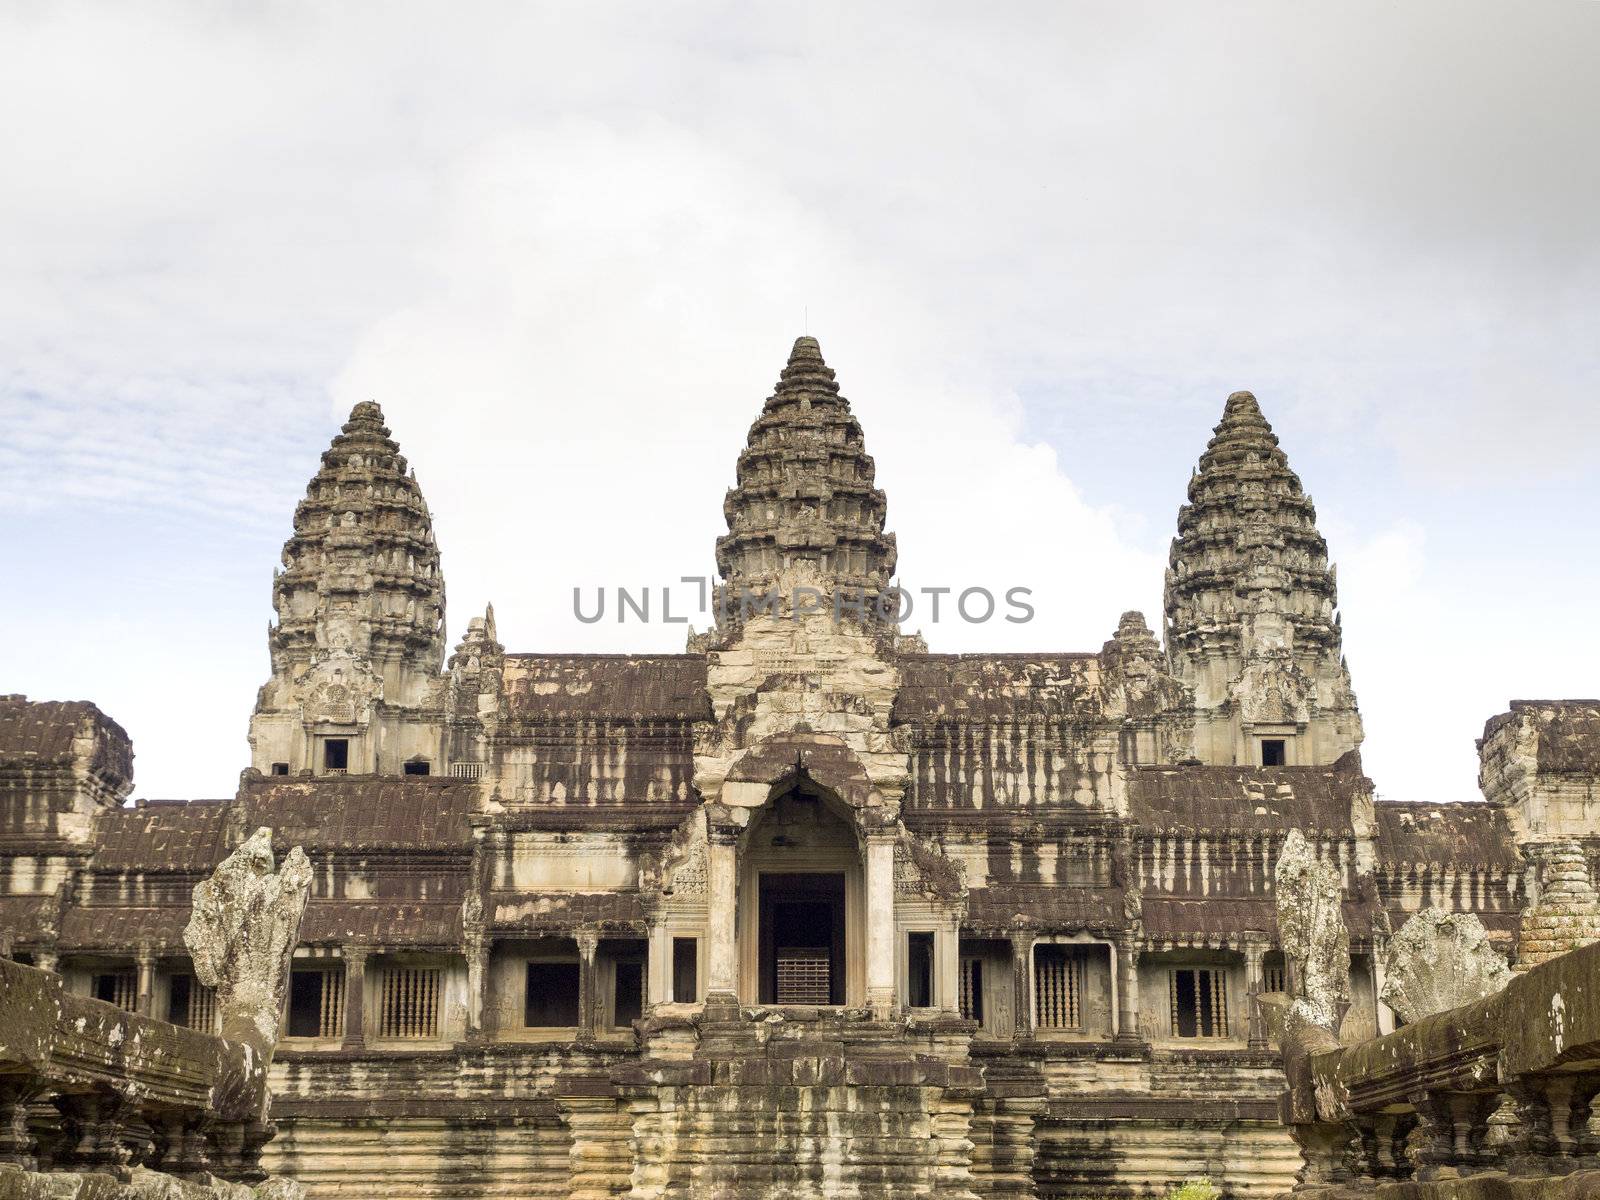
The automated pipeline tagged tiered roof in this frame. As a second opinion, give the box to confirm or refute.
[269,401,445,675]
[1164,391,1340,662]
[715,337,897,601]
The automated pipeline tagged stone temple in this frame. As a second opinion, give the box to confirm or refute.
[3,337,1598,1199]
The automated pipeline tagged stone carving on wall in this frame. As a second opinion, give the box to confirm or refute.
[1274,829,1349,1031]
[184,827,312,1064]
[1379,908,1511,1024]
[1234,654,1311,727]
[297,648,381,727]
[666,835,708,897]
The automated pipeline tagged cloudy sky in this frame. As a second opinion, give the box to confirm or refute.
[2,2,1596,805]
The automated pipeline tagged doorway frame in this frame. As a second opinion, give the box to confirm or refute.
[736,783,865,1007]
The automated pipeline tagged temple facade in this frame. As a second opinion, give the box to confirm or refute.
[3,338,1598,1199]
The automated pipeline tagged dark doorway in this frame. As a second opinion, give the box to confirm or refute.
[759,873,846,1006]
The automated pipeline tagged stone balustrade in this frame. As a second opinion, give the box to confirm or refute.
[1280,939,1600,1196]
[0,957,274,1185]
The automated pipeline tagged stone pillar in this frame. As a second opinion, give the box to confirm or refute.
[1010,932,1034,1037]
[0,1077,42,1168]
[54,1088,133,1173]
[647,922,669,1009]
[1112,937,1140,1043]
[34,951,58,975]
[706,832,738,1007]
[936,916,961,1014]
[865,834,896,1016]
[136,946,156,1016]
[342,948,368,1049]
[577,931,600,1041]
[1245,939,1267,1048]
[465,937,488,1041]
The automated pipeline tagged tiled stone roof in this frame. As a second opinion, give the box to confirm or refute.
[892,654,1102,723]
[964,885,1126,933]
[237,776,475,851]
[93,802,229,872]
[490,891,648,933]
[0,695,132,782]
[0,895,59,943]
[501,655,710,723]
[59,904,192,951]
[1375,801,1519,870]
[1129,764,1363,835]
[300,900,464,947]
[1500,700,1600,773]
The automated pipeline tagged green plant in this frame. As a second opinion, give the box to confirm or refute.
[1163,1180,1221,1200]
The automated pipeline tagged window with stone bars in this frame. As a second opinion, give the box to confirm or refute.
[775,947,831,1006]
[92,970,138,1012]
[378,965,442,1039]
[1170,967,1229,1038]
[1262,955,1287,995]
[169,973,220,1033]
[1033,945,1084,1030]
[287,965,346,1039]
[959,956,984,1023]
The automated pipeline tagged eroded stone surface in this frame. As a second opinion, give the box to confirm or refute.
[1516,839,1600,970]
[1275,830,1349,1032]
[0,1165,305,1198]
[184,827,312,1059]
[1380,908,1510,1024]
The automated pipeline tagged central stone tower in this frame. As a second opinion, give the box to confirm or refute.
[1164,390,1362,767]
[715,335,897,610]
[247,401,448,777]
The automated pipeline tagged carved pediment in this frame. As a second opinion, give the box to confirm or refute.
[297,649,381,726]
[1233,654,1311,726]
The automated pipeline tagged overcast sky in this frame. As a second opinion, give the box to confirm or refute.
[2,2,1597,806]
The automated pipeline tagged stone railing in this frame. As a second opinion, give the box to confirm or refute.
[0,956,276,1186]
[1280,939,1600,1195]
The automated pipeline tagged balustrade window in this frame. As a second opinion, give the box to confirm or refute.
[169,973,220,1033]
[775,946,831,1005]
[1171,967,1229,1038]
[92,970,138,1012]
[286,966,346,1039]
[1033,946,1084,1030]
[959,956,984,1023]
[377,965,440,1039]
[1262,955,1287,995]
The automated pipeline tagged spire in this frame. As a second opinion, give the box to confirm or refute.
[715,337,897,601]
[1164,390,1360,764]
[267,400,446,685]
[1166,391,1334,651]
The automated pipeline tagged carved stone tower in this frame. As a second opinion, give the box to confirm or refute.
[248,401,447,777]
[714,336,897,614]
[1164,391,1362,766]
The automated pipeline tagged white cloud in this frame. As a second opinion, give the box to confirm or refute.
[1,1,1596,802]
[332,122,1161,656]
